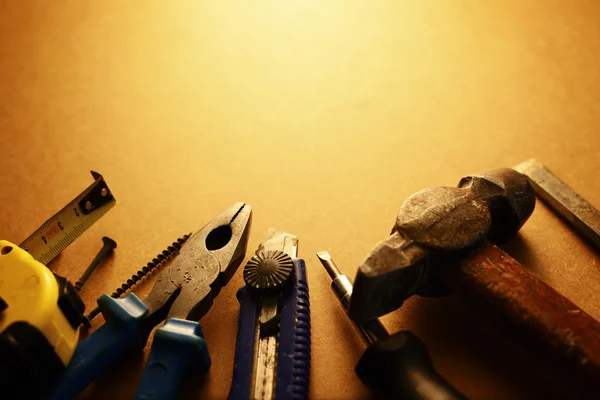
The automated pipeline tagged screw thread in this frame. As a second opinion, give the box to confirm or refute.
[83,233,191,323]
[111,234,190,297]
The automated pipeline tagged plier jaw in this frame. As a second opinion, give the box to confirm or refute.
[145,202,252,321]
[206,201,253,287]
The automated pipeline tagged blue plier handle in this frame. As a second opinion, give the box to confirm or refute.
[228,231,311,400]
[46,293,149,400]
[46,202,252,400]
[46,294,210,400]
[135,318,210,400]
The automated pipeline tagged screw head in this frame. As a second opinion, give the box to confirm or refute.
[102,236,117,250]
[85,201,92,210]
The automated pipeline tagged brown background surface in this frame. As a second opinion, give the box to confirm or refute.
[1,1,599,399]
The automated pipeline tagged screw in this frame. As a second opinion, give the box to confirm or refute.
[75,237,117,291]
[83,234,190,324]
[101,188,108,197]
[85,201,93,210]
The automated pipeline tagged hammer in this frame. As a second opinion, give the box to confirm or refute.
[348,168,600,391]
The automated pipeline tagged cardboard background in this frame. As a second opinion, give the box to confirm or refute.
[0,1,599,398]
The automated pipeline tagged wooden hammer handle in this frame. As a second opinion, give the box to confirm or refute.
[447,243,600,390]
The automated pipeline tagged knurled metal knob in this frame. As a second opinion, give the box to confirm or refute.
[243,250,294,291]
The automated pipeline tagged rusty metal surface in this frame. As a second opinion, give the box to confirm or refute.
[350,230,430,323]
[348,168,536,323]
[448,243,600,392]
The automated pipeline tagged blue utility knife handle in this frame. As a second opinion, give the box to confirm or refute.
[227,258,311,400]
[276,258,310,400]
[134,318,211,400]
[227,286,258,399]
[46,293,149,400]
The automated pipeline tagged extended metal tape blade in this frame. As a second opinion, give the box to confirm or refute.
[19,171,116,265]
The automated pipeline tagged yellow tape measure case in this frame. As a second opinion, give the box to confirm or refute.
[0,240,84,398]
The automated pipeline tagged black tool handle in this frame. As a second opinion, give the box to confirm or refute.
[355,331,466,400]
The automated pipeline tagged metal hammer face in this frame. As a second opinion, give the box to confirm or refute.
[348,168,536,323]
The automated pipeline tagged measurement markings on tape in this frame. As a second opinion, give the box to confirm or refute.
[19,171,116,265]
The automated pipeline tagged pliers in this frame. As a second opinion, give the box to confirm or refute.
[228,229,311,400]
[46,202,252,400]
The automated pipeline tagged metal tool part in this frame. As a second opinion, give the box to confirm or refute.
[250,242,295,400]
[348,168,536,323]
[144,203,251,321]
[346,166,600,392]
[316,251,387,344]
[316,251,465,400]
[514,158,600,251]
[19,171,116,265]
[83,234,190,323]
[47,203,252,400]
[75,237,117,291]
[252,233,295,400]
[229,230,311,400]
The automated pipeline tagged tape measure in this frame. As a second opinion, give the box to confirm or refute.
[20,170,116,265]
[0,241,84,398]
[0,171,116,399]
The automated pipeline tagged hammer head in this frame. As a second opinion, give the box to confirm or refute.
[348,168,536,323]
[461,168,536,245]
